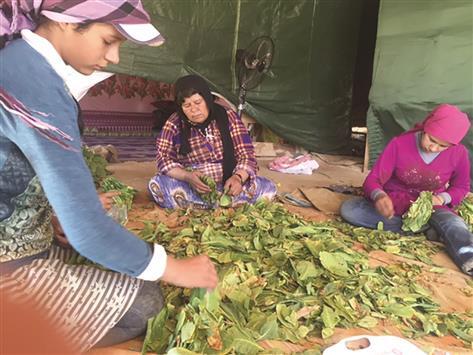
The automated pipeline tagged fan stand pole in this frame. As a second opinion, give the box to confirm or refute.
[237,87,256,138]
[237,86,247,118]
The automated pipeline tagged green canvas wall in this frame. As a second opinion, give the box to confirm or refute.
[110,0,364,153]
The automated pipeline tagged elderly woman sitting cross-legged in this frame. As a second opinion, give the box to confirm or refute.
[149,75,276,209]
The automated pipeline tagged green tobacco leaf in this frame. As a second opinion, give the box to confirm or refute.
[167,348,201,355]
[175,309,186,335]
[224,326,264,354]
[179,228,194,237]
[321,306,340,329]
[259,314,279,340]
[220,194,232,207]
[233,338,264,354]
[180,321,196,343]
[203,289,220,313]
[276,304,298,328]
[429,266,447,274]
[296,260,322,281]
[321,327,334,339]
[384,245,401,254]
[297,325,311,338]
[270,251,288,267]
[304,239,324,257]
[357,315,378,329]
[456,195,473,231]
[319,252,349,277]
[382,304,415,318]
[141,308,170,355]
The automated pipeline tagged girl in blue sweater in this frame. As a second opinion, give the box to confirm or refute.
[0,0,217,350]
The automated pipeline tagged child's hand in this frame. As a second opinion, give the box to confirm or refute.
[374,193,395,219]
[432,195,444,206]
[160,255,218,290]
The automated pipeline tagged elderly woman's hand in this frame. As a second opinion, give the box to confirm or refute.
[224,175,243,196]
[185,171,212,194]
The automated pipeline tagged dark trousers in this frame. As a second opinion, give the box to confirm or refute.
[95,281,164,347]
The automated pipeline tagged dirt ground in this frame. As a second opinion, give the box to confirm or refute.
[89,154,472,355]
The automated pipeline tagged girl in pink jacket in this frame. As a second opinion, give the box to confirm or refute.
[341,104,472,275]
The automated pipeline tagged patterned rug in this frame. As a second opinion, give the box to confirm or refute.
[82,135,157,162]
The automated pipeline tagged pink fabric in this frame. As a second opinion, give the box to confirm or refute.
[364,132,470,216]
[408,104,470,145]
[268,154,314,170]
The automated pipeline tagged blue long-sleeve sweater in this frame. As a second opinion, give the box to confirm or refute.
[0,39,155,277]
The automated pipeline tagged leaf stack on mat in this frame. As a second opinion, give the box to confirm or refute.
[402,191,434,233]
[138,201,472,354]
[199,175,218,205]
[456,195,473,232]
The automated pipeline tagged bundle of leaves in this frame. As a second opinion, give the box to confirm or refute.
[138,201,472,354]
[402,191,434,233]
[101,176,137,210]
[456,195,473,232]
[82,146,110,186]
[199,175,218,205]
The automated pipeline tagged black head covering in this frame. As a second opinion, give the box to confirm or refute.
[174,75,236,182]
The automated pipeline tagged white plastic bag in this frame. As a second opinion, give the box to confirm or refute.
[322,335,427,355]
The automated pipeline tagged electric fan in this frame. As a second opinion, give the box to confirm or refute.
[235,36,274,117]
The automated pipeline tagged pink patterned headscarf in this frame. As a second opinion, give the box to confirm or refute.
[0,0,164,149]
[410,104,471,145]
[0,0,164,46]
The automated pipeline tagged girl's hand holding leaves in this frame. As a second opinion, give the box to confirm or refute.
[374,193,394,219]
[432,194,444,206]
[161,255,218,290]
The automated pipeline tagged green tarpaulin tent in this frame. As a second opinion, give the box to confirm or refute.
[111,0,364,154]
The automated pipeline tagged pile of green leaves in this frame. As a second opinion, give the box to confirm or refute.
[101,176,137,210]
[457,195,473,232]
[199,175,218,205]
[402,191,434,233]
[82,146,110,186]
[336,223,439,265]
[138,201,472,354]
